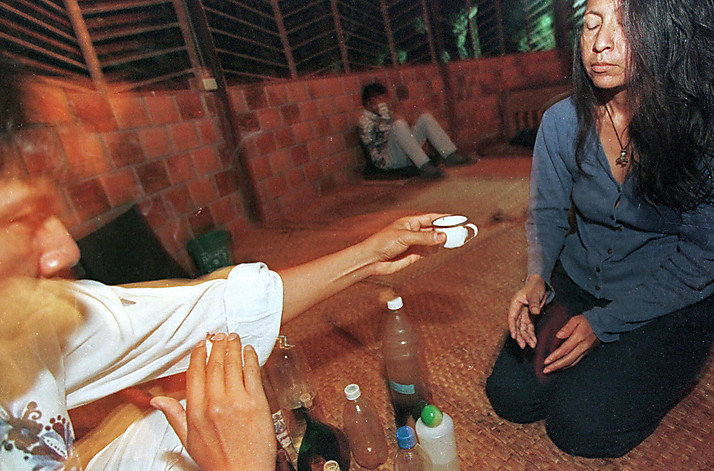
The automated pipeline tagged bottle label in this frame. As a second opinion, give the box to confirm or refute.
[272,410,293,449]
[389,380,416,395]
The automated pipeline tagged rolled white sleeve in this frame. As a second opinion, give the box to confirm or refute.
[64,263,283,409]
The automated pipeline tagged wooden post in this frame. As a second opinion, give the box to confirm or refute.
[379,0,398,66]
[329,0,350,74]
[494,0,506,55]
[270,0,298,78]
[62,0,106,95]
[420,0,437,64]
[427,0,456,139]
[183,0,263,222]
[171,0,206,82]
[552,0,574,50]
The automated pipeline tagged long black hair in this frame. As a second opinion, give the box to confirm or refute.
[573,0,714,213]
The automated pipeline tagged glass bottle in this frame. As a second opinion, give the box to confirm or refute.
[415,405,460,471]
[276,447,297,471]
[296,393,351,471]
[394,426,433,471]
[381,296,430,427]
[262,368,298,466]
[341,384,388,468]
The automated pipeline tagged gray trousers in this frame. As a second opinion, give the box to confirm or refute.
[386,113,457,169]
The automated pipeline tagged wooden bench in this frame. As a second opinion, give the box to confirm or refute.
[478,82,572,155]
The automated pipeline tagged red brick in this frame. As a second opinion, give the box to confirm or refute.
[286,167,305,189]
[243,85,267,110]
[237,112,260,132]
[191,146,222,175]
[275,127,295,147]
[285,81,309,102]
[263,175,288,199]
[165,184,194,214]
[137,160,170,194]
[188,206,215,235]
[58,129,111,179]
[15,128,65,175]
[298,101,318,119]
[304,161,323,181]
[340,76,360,95]
[325,134,345,155]
[257,108,282,130]
[166,152,196,184]
[322,77,343,96]
[306,139,326,160]
[292,122,314,143]
[170,122,201,151]
[229,87,249,113]
[249,156,272,180]
[104,131,145,167]
[100,168,140,207]
[344,130,359,148]
[328,114,349,133]
[209,197,235,226]
[313,117,330,135]
[68,92,118,132]
[176,90,206,120]
[138,196,170,229]
[23,82,73,125]
[214,169,238,196]
[320,154,339,175]
[197,119,220,145]
[109,95,151,129]
[67,178,111,221]
[140,127,173,159]
[267,149,292,174]
[306,80,326,99]
[189,177,219,206]
[335,94,358,113]
[290,144,309,165]
[145,95,180,125]
[203,93,220,117]
[280,104,301,125]
[319,174,337,193]
[217,145,232,167]
[255,133,277,155]
[265,84,288,107]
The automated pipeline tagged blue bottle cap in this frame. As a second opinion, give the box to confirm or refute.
[396,426,417,449]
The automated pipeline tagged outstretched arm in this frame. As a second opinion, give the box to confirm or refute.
[279,213,446,322]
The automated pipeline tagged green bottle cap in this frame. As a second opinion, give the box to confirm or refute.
[421,404,443,427]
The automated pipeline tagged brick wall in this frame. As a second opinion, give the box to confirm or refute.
[8,49,569,274]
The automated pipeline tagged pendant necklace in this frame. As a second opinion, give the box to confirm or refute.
[604,104,631,167]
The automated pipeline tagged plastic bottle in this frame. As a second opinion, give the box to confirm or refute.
[394,426,433,471]
[341,384,388,468]
[415,405,460,471]
[296,394,351,471]
[382,296,430,427]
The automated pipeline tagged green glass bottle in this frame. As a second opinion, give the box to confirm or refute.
[296,394,351,471]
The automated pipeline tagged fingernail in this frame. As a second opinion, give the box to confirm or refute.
[195,339,206,349]
[228,333,239,341]
[213,332,226,341]
[244,344,255,353]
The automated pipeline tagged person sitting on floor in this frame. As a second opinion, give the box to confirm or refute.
[357,81,475,180]
[485,0,713,459]
[0,56,450,471]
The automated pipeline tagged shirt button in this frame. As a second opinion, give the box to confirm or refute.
[607,248,613,255]
[595,285,601,290]
[596,266,601,273]
[618,226,623,232]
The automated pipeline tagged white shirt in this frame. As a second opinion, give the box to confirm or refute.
[0,263,283,470]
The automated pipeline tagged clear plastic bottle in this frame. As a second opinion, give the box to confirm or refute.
[415,405,460,471]
[394,426,433,471]
[341,384,388,468]
[382,296,430,427]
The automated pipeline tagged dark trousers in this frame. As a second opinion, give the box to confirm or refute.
[485,263,714,458]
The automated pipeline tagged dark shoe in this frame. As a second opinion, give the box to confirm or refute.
[418,162,445,180]
[444,152,478,167]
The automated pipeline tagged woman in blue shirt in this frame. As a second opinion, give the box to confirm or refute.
[486,0,713,458]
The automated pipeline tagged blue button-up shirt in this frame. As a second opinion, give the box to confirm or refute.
[527,98,714,342]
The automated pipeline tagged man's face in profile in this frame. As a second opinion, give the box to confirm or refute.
[0,173,80,280]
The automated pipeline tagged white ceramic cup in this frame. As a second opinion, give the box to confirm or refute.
[433,215,478,248]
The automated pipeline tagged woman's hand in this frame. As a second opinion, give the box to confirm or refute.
[360,213,447,276]
[507,275,547,349]
[543,315,599,374]
[150,333,276,471]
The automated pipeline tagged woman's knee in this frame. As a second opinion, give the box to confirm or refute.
[485,367,546,424]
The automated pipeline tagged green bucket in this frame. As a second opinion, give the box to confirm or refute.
[187,230,233,275]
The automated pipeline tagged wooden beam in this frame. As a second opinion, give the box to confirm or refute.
[269,0,297,78]
[329,0,350,73]
[379,0,398,66]
[62,0,107,95]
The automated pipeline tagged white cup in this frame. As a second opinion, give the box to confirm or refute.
[433,215,478,249]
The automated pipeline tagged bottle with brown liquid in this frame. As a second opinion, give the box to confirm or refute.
[381,296,430,428]
[341,384,388,468]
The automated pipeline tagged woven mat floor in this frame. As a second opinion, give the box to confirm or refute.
[266,168,713,470]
